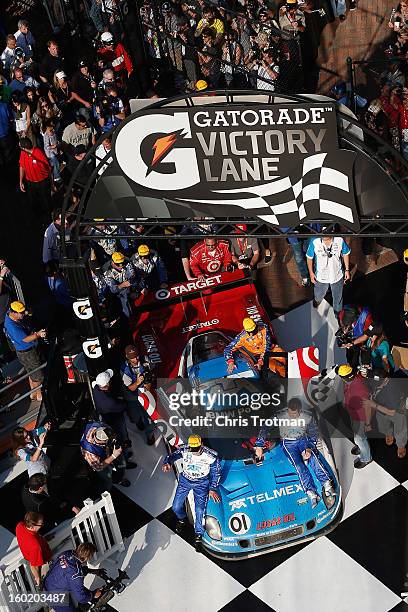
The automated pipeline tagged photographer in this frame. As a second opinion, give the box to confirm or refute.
[80,423,132,495]
[253,47,280,91]
[337,305,374,369]
[91,368,135,459]
[94,85,125,134]
[364,322,395,375]
[278,0,306,35]
[12,423,51,477]
[44,543,103,610]
[4,301,47,401]
[120,345,156,446]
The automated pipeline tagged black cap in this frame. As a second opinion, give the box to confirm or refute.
[74,144,87,155]
[78,59,89,68]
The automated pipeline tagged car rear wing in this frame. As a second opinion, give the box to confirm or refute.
[133,269,251,313]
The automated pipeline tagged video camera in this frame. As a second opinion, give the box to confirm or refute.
[89,569,129,611]
[335,327,353,348]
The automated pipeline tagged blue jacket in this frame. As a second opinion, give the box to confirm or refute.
[44,550,93,604]
[0,101,13,138]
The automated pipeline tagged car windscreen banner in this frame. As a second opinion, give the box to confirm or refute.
[112,103,359,229]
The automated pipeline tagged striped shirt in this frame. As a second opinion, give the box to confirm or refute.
[19,147,51,183]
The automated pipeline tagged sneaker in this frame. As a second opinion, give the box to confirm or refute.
[195,534,203,551]
[339,14,346,20]
[323,480,335,496]
[125,460,137,469]
[351,445,360,455]
[385,435,394,446]
[146,433,156,446]
[397,447,406,459]
[301,278,310,287]
[175,520,186,534]
[119,478,131,487]
[349,0,357,10]
[264,250,272,264]
[354,459,372,469]
[313,299,321,308]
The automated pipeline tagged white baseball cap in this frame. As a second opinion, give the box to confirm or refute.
[101,31,114,43]
[95,427,110,442]
[55,70,67,80]
[93,368,113,388]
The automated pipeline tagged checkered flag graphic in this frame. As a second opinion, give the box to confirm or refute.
[178,151,357,228]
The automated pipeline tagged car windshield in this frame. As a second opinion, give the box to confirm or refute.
[192,332,229,364]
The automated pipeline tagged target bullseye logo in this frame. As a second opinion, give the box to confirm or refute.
[207,261,221,273]
[155,288,171,300]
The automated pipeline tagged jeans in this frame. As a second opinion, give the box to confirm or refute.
[172,474,210,535]
[48,153,61,181]
[314,277,344,314]
[331,0,346,16]
[351,420,372,463]
[291,241,309,280]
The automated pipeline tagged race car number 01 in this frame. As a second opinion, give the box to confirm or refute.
[229,513,251,535]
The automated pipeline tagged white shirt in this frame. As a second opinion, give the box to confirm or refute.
[306,237,350,284]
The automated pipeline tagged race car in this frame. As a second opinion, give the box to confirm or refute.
[131,269,342,558]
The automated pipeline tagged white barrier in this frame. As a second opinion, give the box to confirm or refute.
[0,492,124,612]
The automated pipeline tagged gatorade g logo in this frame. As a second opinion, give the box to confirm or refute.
[114,111,200,191]
[83,338,102,359]
[73,298,93,320]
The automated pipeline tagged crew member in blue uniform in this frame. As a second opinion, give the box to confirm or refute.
[43,542,103,610]
[255,397,336,509]
[162,434,221,548]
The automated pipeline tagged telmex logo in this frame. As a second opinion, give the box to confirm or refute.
[229,484,303,511]
[155,275,222,300]
[113,104,359,229]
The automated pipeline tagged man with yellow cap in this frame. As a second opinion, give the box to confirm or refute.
[131,244,168,290]
[103,252,145,317]
[224,317,272,375]
[4,302,46,401]
[162,434,220,549]
[336,364,372,468]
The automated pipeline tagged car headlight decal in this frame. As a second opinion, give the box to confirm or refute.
[205,516,222,541]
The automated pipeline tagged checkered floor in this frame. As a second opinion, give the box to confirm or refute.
[103,297,408,612]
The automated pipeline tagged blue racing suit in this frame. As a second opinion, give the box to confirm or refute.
[255,409,330,495]
[43,550,93,611]
[164,446,221,535]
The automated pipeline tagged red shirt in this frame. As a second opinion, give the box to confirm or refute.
[344,375,370,422]
[16,522,52,566]
[19,147,51,183]
[189,239,232,277]
[399,107,408,130]
[97,43,133,75]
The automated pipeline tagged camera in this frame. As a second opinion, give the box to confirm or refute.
[335,327,353,348]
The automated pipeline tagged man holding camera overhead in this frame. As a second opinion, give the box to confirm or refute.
[306,235,351,317]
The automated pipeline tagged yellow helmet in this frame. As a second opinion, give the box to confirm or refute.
[196,79,208,92]
[403,248,408,260]
[112,252,125,264]
[188,434,202,448]
[10,301,26,313]
[243,317,257,332]
[138,244,150,257]
[337,364,354,378]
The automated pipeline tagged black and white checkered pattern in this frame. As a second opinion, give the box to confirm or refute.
[178,151,357,229]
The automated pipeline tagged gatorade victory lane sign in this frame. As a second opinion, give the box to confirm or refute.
[113,103,358,229]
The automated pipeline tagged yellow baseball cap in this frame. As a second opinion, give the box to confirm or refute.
[243,317,257,332]
[112,252,125,264]
[188,434,202,448]
[337,364,354,378]
[10,301,26,313]
[403,248,408,259]
[196,79,208,91]
[138,244,150,257]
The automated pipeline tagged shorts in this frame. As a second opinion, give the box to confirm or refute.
[16,347,44,382]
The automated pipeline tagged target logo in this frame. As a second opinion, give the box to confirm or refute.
[155,288,171,300]
[207,260,221,273]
